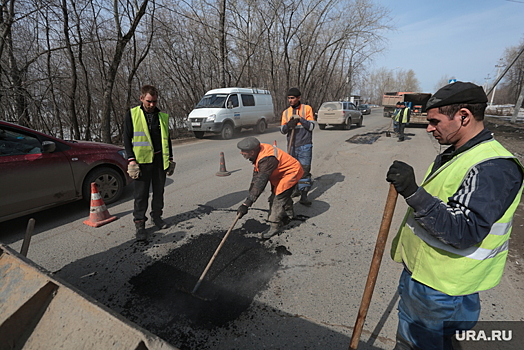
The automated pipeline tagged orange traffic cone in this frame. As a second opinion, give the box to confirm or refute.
[216,151,231,176]
[83,182,118,227]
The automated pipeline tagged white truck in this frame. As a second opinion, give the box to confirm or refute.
[187,87,275,140]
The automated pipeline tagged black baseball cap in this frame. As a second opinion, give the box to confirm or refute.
[426,81,487,110]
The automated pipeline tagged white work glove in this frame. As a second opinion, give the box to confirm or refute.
[166,161,176,176]
[127,163,141,179]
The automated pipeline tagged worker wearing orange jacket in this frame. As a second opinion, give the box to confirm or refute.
[236,137,304,240]
[280,87,315,206]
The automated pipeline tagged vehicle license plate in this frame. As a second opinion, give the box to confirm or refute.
[191,122,201,127]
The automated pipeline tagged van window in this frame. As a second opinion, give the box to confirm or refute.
[227,94,239,108]
[241,94,255,107]
[195,94,228,108]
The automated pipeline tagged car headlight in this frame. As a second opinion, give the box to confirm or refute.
[206,114,216,122]
[118,150,127,160]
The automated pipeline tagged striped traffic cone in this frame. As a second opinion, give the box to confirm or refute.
[216,152,231,176]
[83,182,118,227]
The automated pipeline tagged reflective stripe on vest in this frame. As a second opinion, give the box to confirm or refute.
[254,143,303,195]
[391,139,524,295]
[406,216,511,260]
[130,106,171,169]
[282,107,306,129]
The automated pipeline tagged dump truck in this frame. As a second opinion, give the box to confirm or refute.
[382,92,432,124]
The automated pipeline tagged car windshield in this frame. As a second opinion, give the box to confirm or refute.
[359,105,368,108]
[195,94,228,109]
[319,102,342,111]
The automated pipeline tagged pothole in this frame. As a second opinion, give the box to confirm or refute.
[346,132,384,144]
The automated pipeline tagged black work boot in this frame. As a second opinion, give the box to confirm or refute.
[152,217,169,229]
[135,220,147,241]
[299,190,311,206]
[261,222,281,240]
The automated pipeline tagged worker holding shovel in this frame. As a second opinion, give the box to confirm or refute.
[237,137,303,240]
[280,87,315,206]
[386,82,524,350]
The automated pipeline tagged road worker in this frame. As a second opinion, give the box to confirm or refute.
[280,87,315,206]
[394,102,410,142]
[123,85,176,241]
[236,137,303,240]
[386,81,524,349]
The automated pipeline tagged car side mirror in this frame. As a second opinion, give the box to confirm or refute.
[42,140,56,153]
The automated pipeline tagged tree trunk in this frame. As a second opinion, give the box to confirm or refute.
[101,0,150,144]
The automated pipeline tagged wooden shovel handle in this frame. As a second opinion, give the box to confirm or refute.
[192,213,241,294]
[349,184,398,349]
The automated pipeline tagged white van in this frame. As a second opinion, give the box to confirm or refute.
[187,87,275,139]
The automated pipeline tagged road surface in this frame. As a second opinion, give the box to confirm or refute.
[2,109,523,349]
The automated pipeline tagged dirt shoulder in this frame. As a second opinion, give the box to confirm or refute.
[484,117,524,272]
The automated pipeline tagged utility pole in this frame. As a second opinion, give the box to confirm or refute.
[490,59,505,106]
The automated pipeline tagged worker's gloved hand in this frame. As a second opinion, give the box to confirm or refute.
[287,117,298,129]
[237,204,249,218]
[166,161,176,176]
[386,160,418,198]
[127,163,141,179]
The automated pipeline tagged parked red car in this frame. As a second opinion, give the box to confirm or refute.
[0,121,132,223]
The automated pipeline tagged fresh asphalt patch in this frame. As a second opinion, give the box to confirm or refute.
[119,216,304,346]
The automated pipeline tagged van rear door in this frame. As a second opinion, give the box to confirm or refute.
[239,94,256,126]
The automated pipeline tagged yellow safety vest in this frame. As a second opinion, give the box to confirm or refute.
[394,107,409,123]
[391,139,524,295]
[130,106,170,170]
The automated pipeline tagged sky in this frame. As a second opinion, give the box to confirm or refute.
[371,0,524,93]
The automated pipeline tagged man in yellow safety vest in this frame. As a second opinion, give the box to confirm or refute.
[386,81,524,349]
[124,85,175,241]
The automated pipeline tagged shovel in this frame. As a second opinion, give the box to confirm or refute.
[191,213,241,295]
[349,184,398,349]
[386,118,393,137]
[287,125,296,154]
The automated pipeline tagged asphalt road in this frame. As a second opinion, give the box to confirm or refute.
[2,109,523,349]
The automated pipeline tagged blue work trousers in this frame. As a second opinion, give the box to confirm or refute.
[395,269,480,350]
[291,143,312,192]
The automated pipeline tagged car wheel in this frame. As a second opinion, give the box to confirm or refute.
[194,131,205,139]
[255,119,267,134]
[83,167,124,205]
[319,124,326,130]
[221,123,235,140]
[343,119,352,130]
[356,116,363,127]
[384,112,390,118]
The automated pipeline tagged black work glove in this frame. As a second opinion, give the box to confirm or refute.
[287,117,298,129]
[386,160,419,198]
[237,204,249,218]
[166,161,176,176]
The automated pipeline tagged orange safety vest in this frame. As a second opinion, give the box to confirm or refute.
[280,104,315,125]
[254,143,304,195]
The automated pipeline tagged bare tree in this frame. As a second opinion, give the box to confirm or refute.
[99,0,150,143]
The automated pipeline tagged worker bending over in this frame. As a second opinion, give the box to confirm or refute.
[236,137,303,240]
